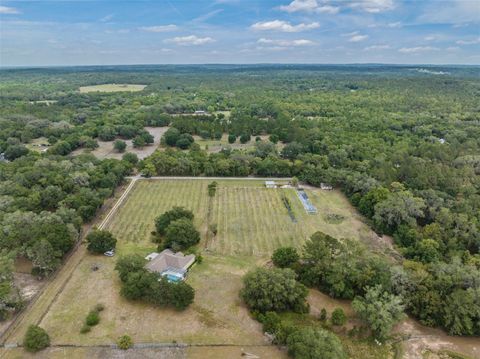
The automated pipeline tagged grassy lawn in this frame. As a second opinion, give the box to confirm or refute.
[78,84,146,93]
[25,137,50,153]
[105,179,381,257]
[193,134,276,153]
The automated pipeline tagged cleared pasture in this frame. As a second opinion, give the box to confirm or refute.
[192,134,279,153]
[105,179,380,257]
[72,126,167,160]
[79,84,146,93]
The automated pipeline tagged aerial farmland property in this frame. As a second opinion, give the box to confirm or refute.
[1,9,479,355]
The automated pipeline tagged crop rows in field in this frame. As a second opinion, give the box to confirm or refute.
[106,180,375,258]
[105,180,209,251]
[209,187,308,256]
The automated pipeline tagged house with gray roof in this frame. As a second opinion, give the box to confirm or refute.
[145,249,195,282]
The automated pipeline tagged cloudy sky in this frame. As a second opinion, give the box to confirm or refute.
[0,0,479,66]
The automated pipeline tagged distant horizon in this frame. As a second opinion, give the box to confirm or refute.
[1,62,479,70]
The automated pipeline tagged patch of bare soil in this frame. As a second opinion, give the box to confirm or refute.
[0,273,45,336]
[72,127,168,160]
[309,289,479,358]
[14,273,43,301]
[394,319,479,359]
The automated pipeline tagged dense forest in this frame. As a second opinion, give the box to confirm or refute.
[0,64,479,335]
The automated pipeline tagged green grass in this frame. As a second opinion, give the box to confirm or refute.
[78,84,146,93]
[105,179,381,258]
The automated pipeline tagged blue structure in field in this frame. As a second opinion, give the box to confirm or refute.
[297,189,317,214]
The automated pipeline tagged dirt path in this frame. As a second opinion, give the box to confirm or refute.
[308,289,479,359]
[395,319,479,359]
[0,180,136,347]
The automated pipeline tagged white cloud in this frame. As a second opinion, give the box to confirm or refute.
[398,46,438,53]
[446,46,460,51]
[364,44,390,51]
[251,20,320,32]
[348,0,395,13]
[279,0,339,14]
[0,5,20,14]
[257,38,314,46]
[278,0,394,14]
[345,31,369,42]
[164,35,215,46]
[140,25,178,33]
[456,37,480,45]
[100,14,114,22]
[424,35,436,41]
[193,9,223,22]
[387,21,402,28]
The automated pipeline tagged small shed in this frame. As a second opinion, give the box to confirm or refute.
[265,181,277,188]
[320,183,333,190]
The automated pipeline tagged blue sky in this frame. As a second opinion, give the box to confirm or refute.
[0,0,479,66]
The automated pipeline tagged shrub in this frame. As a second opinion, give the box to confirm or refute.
[164,218,200,251]
[269,134,279,144]
[352,285,405,341]
[94,303,105,312]
[241,267,308,313]
[320,308,328,321]
[171,281,195,310]
[80,324,91,334]
[331,308,347,326]
[117,335,133,350]
[155,207,194,236]
[113,140,127,153]
[228,134,236,144]
[272,247,299,268]
[122,152,138,165]
[163,128,180,146]
[287,327,347,359]
[259,311,282,334]
[176,137,192,149]
[115,254,146,282]
[85,310,100,326]
[86,229,117,254]
[23,325,50,352]
[240,133,250,144]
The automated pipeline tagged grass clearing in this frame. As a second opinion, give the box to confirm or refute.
[72,126,167,160]
[193,134,277,153]
[78,84,146,93]
[25,137,50,153]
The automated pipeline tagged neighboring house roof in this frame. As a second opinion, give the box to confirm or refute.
[145,249,195,274]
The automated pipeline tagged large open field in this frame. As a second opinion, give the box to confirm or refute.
[78,84,147,93]
[106,179,383,256]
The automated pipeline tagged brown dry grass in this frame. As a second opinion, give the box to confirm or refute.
[78,84,146,93]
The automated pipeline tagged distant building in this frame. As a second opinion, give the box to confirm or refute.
[320,183,333,190]
[145,249,195,282]
[194,110,207,115]
[265,181,277,188]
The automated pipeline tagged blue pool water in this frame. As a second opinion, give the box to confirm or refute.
[166,274,182,282]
